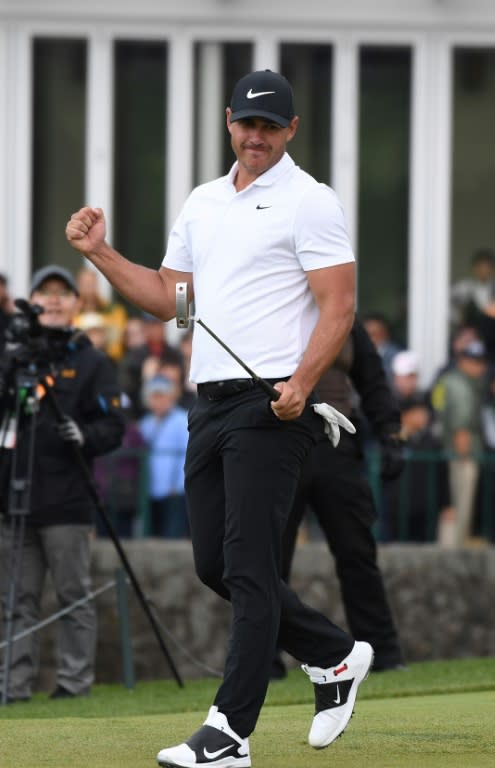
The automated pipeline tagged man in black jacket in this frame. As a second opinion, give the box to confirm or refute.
[0,265,124,702]
[273,317,405,677]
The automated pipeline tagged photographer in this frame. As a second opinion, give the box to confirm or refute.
[0,265,124,703]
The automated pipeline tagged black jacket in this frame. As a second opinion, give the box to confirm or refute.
[315,317,401,437]
[314,317,403,478]
[349,318,402,438]
[0,333,125,526]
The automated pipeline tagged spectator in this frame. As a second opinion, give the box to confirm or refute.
[123,315,147,351]
[362,312,402,382]
[138,374,189,538]
[75,267,128,361]
[75,311,109,353]
[391,349,422,406]
[178,328,197,409]
[466,296,495,365]
[431,339,489,546]
[94,401,147,538]
[159,358,196,412]
[450,248,495,330]
[118,312,183,418]
[140,355,189,407]
[0,265,124,702]
[381,394,452,544]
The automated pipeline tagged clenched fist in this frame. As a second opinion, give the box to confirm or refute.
[65,206,107,255]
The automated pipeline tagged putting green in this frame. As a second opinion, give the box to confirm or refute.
[1,690,494,767]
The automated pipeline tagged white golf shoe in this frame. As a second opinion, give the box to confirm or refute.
[156,705,251,767]
[302,640,374,749]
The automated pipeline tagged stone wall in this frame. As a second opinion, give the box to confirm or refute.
[37,540,495,690]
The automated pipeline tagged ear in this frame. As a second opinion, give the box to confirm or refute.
[286,115,299,143]
[226,107,234,135]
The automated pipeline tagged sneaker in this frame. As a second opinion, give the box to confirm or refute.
[302,640,374,749]
[156,706,251,767]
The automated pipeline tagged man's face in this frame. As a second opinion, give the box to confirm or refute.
[458,356,487,379]
[393,372,418,398]
[226,111,298,180]
[473,260,494,283]
[363,320,387,348]
[30,278,80,327]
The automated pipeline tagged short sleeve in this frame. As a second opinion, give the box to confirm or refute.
[294,184,355,271]
[161,206,193,272]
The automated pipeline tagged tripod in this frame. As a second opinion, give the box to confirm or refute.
[1,359,183,707]
[1,366,38,705]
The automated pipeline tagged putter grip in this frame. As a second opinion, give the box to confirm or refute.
[258,378,281,400]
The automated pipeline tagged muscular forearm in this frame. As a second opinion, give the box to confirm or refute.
[290,299,354,399]
[84,242,175,321]
[271,262,355,420]
[66,206,182,321]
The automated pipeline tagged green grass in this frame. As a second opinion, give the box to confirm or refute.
[1,658,495,767]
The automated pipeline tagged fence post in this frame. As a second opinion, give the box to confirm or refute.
[136,447,151,537]
[115,567,135,689]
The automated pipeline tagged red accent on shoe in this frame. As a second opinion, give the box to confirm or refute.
[333,663,348,677]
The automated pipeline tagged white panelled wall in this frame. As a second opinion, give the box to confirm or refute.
[1,2,495,384]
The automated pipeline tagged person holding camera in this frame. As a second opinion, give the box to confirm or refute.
[0,265,124,703]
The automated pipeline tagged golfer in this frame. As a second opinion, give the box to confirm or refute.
[66,69,373,768]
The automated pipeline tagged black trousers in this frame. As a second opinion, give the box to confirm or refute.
[185,387,353,737]
[281,432,402,669]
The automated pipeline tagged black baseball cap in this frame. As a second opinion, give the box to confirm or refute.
[229,70,295,128]
[30,265,79,296]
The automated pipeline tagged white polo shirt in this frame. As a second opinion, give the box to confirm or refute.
[163,153,354,383]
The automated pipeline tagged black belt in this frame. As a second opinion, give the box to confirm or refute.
[197,377,289,401]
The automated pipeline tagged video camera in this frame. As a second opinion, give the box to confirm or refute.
[0,298,78,399]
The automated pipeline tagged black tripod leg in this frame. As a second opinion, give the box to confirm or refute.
[42,382,184,688]
[1,514,26,706]
[1,376,37,707]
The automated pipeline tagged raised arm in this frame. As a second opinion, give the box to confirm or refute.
[65,206,193,321]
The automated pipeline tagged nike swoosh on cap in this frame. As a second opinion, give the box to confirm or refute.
[246,88,276,99]
[203,745,233,760]
[256,204,271,209]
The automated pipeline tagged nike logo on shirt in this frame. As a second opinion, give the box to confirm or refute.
[246,88,276,99]
[256,204,271,209]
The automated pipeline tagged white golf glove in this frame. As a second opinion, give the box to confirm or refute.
[56,415,85,446]
[311,403,356,447]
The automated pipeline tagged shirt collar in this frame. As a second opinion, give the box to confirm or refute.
[225,152,295,190]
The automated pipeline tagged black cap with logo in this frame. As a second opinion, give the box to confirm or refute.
[229,70,295,128]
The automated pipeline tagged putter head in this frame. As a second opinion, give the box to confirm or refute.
[175,282,190,328]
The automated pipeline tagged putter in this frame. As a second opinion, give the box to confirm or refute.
[175,282,280,401]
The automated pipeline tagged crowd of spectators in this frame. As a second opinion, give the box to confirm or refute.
[2,258,495,548]
[362,250,495,547]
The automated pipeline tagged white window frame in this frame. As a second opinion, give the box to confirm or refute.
[1,14,495,383]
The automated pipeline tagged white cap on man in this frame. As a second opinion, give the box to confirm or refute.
[392,350,418,377]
